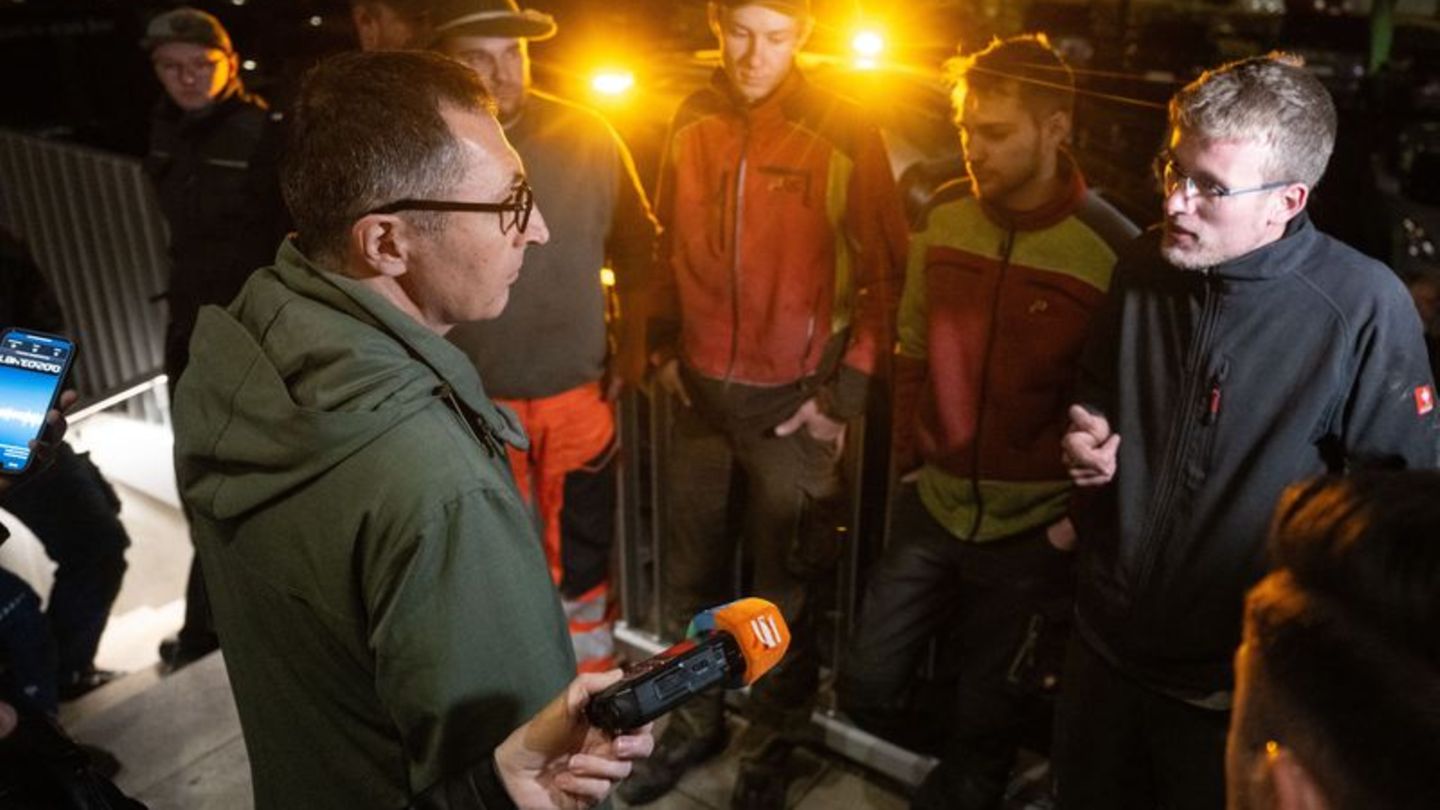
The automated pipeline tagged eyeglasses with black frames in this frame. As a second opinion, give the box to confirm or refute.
[364,179,534,234]
[1153,155,1294,202]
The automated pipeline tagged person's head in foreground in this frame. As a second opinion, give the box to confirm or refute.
[281,49,549,333]
[1228,471,1440,810]
[1160,53,1335,271]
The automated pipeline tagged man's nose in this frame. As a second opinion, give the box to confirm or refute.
[1162,184,1194,217]
[739,39,760,67]
[525,204,550,246]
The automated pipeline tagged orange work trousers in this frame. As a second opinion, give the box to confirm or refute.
[497,381,617,672]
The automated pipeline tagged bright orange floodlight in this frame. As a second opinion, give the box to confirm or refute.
[852,30,884,58]
[851,28,884,70]
[591,70,635,97]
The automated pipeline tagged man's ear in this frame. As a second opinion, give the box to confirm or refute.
[1269,746,1331,810]
[1042,108,1072,150]
[1270,182,1310,228]
[348,214,412,279]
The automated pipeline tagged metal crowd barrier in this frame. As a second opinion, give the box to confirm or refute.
[612,385,938,787]
[0,129,169,423]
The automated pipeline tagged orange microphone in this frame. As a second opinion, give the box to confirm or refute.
[585,598,791,732]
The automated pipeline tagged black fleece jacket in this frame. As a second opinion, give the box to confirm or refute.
[1073,214,1440,697]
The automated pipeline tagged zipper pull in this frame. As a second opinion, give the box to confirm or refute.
[438,384,502,457]
[1204,378,1222,426]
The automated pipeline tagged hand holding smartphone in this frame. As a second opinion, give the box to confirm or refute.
[0,328,76,475]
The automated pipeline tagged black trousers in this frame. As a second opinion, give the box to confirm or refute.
[0,444,129,701]
[840,483,1073,810]
[1053,634,1228,810]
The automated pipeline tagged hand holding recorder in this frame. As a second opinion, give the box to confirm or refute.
[585,598,791,733]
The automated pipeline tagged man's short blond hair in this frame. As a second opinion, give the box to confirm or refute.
[1169,53,1336,187]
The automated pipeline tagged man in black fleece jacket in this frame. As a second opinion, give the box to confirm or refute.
[1058,53,1440,809]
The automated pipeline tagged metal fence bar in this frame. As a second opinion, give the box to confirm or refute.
[0,129,167,423]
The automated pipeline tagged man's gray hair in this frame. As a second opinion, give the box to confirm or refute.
[1169,53,1337,187]
[282,50,495,262]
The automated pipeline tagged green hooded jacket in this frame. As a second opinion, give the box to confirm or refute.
[174,239,574,810]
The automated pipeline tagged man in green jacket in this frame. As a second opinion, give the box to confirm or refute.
[172,50,652,810]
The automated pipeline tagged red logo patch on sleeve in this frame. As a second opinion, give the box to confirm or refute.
[1416,385,1435,416]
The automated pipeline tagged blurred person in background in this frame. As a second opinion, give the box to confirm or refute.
[141,6,289,671]
[0,228,130,708]
[351,0,432,50]
[428,0,659,675]
[622,0,907,806]
[0,387,144,807]
[841,34,1136,810]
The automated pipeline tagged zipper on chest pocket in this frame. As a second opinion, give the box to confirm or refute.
[1203,358,1231,427]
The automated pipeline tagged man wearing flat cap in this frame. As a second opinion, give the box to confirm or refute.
[627,0,907,806]
[142,6,289,671]
[428,0,659,676]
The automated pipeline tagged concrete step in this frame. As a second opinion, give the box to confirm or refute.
[66,652,252,809]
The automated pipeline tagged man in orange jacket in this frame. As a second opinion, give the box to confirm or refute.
[621,1,906,806]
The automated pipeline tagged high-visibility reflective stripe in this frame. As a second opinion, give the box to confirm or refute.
[565,586,615,673]
[563,589,609,625]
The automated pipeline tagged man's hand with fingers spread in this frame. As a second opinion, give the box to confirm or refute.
[494,670,655,809]
[1061,404,1120,487]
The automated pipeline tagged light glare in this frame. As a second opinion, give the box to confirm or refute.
[591,71,634,97]
[852,30,884,58]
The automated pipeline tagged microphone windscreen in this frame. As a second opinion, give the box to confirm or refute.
[689,597,790,685]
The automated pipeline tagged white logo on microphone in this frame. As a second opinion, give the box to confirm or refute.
[749,615,781,649]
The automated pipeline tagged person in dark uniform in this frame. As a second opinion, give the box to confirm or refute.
[141,6,289,669]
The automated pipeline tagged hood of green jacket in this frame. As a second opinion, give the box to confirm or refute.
[173,238,526,523]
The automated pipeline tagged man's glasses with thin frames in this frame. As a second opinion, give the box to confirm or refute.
[1153,155,1294,201]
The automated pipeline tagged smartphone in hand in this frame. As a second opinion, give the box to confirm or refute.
[0,328,75,474]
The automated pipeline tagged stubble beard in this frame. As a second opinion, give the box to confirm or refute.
[971,141,1045,211]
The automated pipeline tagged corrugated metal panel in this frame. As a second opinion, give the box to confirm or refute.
[0,129,169,422]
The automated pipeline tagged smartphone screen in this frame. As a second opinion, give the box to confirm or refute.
[0,328,75,474]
